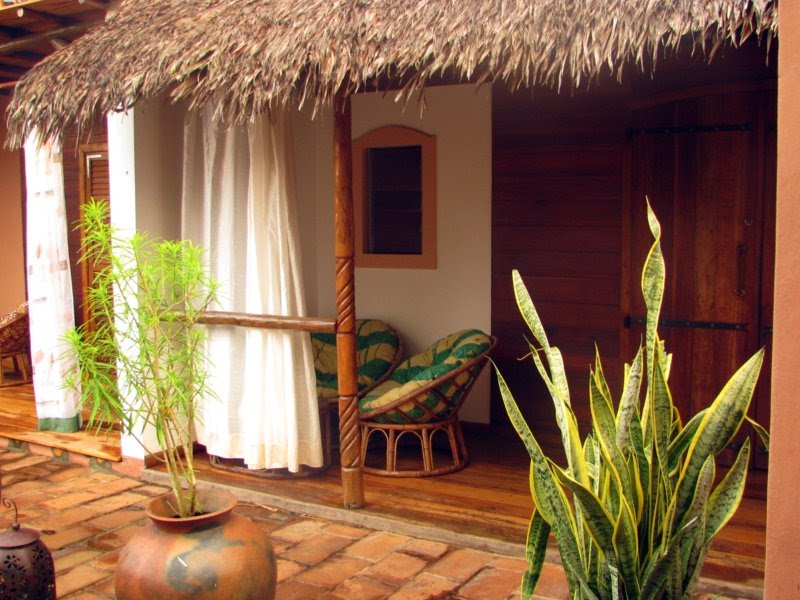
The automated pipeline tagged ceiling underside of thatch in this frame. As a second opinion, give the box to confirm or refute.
[4,0,777,147]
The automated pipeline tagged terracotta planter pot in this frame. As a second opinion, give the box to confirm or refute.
[114,488,276,600]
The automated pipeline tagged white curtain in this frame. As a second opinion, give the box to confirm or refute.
[182,109,322,471]
[23,135,81,432]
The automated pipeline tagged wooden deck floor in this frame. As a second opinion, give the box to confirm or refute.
[0,383,121,461]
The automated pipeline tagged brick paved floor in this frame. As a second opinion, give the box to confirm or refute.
[0,448,755,600]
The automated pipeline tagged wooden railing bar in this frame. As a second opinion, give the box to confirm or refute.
[197,311,336,333]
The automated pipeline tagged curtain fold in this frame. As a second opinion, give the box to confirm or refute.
[183,109,322,471]
[23,135,80,432]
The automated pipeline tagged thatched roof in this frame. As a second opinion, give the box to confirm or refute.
[5,0,777,147]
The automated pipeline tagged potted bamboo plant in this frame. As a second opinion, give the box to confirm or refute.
[65,198,275,599]
[495,203,769,600]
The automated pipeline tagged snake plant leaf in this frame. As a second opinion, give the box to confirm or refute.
[675,349,763,521]
[555,467,616,554]
[529,345,588,485]
[590,371,634,511]
[642,200,666,409]
[613,495,640,599]
[651,344,673,492]
[616,347,643,452]
[746,416,770,452]
[520,506,551,600]
[706,438,751,541]
[639,516,700,600]
[628,407,648,521]
[512,269,570,405]
[496,366,587,585]
[667,408,708,474]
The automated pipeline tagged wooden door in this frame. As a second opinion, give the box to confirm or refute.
[77,145,109,329]
[625,86,775,468]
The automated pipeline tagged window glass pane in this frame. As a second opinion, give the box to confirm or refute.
[365,145,422,254]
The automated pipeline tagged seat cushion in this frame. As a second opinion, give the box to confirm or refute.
[359,329,491,424]
[311,319,400,400]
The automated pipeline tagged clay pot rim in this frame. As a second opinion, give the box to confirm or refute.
[145,488,237,529]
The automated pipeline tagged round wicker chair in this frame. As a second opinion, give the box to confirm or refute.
[358,329,496,477]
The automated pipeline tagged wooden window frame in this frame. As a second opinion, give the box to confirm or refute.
[353,125,437,269]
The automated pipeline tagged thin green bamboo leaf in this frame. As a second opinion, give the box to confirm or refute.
[746,416,770,452]
[675,350,763,523]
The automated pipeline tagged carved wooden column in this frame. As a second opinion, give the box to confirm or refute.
[333,94,365,508]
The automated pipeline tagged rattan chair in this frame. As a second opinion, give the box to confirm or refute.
[0,303,32,387]
[358,329,496,477]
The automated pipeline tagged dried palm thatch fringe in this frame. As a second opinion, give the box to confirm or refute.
[5,0,777,148]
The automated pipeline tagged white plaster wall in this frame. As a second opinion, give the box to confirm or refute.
[293,85,493,423]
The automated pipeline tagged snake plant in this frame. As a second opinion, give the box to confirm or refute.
[495,203,768,599]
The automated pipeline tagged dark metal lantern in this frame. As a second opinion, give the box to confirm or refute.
[0,498,56,599]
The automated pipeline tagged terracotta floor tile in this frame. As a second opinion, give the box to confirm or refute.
[277,558,306,582]
[427,548,494,582]
[54,548,103,574]
[31,506,101,530]
[56,564,110,597]
[42,524,100,551]
[281,531,354,565]
[363,551,428,585]
[388,572,461,600]
[490,555,528,572]
[529,562,570,600]
[41,491,102,511]
[47,466,91,483]
[327,576,396,600]
[344,532,412,561]
[457,566,521,599]
[296,555,371,588]
[401,538,450,560]
[323,522,370,539]
[86,507,146,530]
[0,454,51,471]
[86,476,142,496]
[272,518,328,543]
[90,548,121,571]
[85,491,149,512]
[87,523,142,551]
[276,579,329,599]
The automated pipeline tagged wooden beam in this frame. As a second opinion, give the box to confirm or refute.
[0,21,101,55]
[333,93,365,508]
[197,311,336,333]
[15,6,71,28]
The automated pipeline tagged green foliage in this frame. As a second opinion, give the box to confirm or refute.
[64,199,217,518]
[495,202,767,599]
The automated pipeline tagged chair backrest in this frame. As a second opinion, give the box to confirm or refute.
[0,303,30,355]
[310,318,402,400]
[359,329,495,423]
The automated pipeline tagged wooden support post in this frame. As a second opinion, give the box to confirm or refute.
[333,93,365,508]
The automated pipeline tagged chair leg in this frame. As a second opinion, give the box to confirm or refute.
[421,428,434,472]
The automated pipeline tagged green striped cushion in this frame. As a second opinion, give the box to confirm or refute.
[359,329,491,424]
[311,319,400,400]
